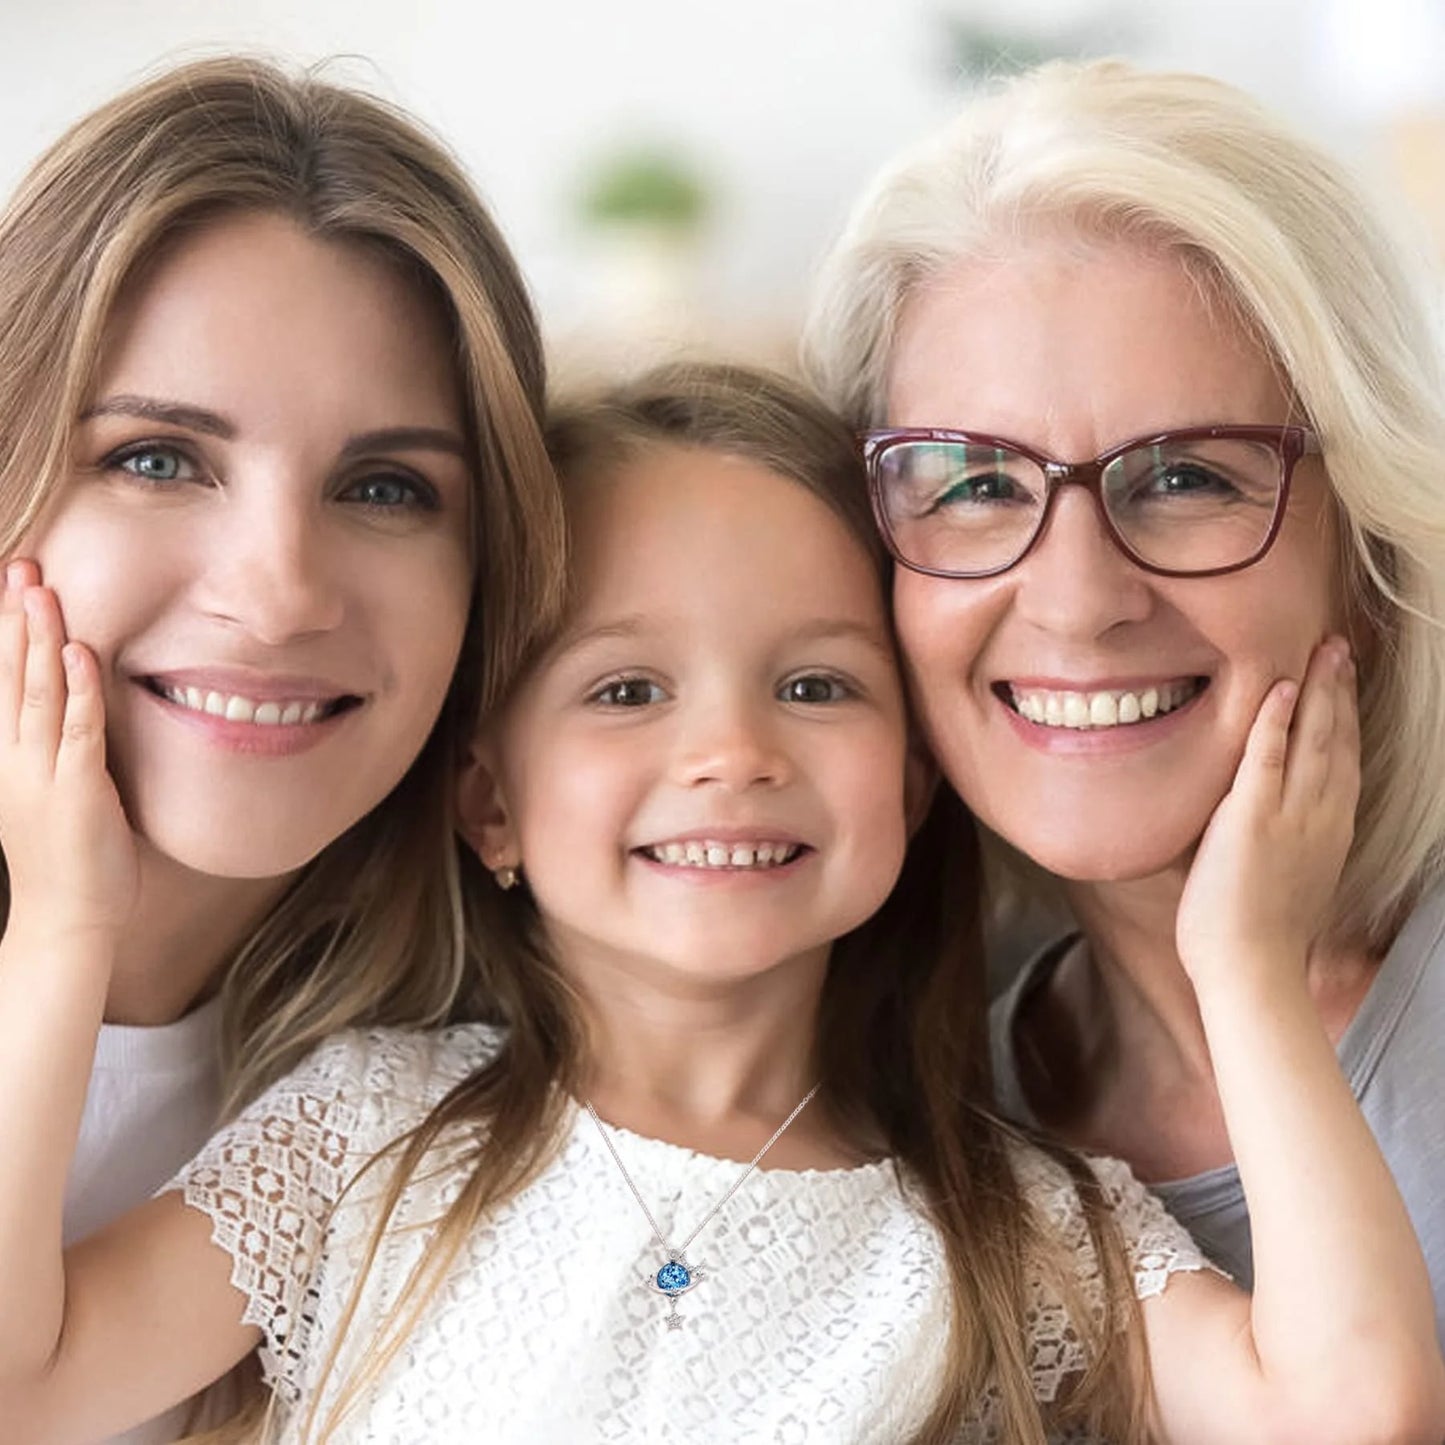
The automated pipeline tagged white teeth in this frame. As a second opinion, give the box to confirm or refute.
[156,685,335,726]
[643,840,800,871]
[1009,680,1201,731]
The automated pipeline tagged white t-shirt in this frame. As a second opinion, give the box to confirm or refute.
[170,1024,1211,1443]
[67,996,224,1445]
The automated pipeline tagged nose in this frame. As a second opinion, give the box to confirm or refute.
[196,477,346,644]
[1010,484,1155,639]
[671,692,790,792]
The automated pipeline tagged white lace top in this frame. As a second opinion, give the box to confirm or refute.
[170,1026,1209,1443]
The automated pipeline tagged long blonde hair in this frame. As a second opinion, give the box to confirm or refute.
[803,59,1445,949]
[299,365,1149,1445]
[0,55,566,1111]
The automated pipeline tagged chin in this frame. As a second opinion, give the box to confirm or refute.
[986,812,1203,886]
[131,808,352,882]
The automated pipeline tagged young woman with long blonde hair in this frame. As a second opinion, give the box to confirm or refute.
[0,55,563,1443]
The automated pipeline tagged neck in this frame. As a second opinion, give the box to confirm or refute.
[102,842,292,1026]
[561,937,848,1167]
[1063,866,1216,1077]
[1061,865,1381,1078]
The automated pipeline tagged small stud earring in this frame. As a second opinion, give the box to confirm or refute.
[493,864,520,891]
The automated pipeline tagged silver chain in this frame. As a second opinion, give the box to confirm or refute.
[585,1083,821,1257]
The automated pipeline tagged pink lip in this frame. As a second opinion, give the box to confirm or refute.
[996,682,1209,755]
[140,666,361,703]
[137,681,358,757]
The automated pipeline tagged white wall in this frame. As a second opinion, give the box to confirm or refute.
[1,0,1438,346]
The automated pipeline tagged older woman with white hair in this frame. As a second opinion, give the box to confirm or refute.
[806,60,1445,1342]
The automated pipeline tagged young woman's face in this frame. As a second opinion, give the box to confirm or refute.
[484,443,910,990]
[887,238,1342,883]
[26,211,473,879]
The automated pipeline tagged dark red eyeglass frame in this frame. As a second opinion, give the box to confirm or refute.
[858,424,1322,580]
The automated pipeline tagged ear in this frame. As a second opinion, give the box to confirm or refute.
[455,735,520,870]
[903,729,940,838]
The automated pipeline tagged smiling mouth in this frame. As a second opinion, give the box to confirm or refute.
[1000,677,1208,730]
[144,680,362,726]
[637,840,806,870]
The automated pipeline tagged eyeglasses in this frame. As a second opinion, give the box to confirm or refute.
[860,425,1322,579]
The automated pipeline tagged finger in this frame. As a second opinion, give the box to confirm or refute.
[18,586,67,764]
[1233,677,1298,815]
[1330,648,1362,818]
[0,564,27,743]
[55,643,107,780]
[1281,638,1345,812]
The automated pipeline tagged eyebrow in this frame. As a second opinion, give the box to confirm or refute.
[79,397,467,459]
[554,614,895,660]
[79,395,233,438]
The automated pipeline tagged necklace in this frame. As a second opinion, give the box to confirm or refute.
[584,1083,821,1331]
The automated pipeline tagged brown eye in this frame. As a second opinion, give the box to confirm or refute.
[779,674,849,704]
[592,677,666,707]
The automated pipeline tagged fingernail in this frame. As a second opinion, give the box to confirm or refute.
[4,562,22,592]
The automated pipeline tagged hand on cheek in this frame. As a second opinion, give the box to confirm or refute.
[1176,636,1359,993]
[0,558,138,945]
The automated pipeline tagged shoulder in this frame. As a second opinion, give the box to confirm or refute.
[274,1023,505,1145]
[1010,1139,1215,1300]
[295,1023,504,1102]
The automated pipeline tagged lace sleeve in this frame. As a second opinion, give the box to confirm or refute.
[1083,1153,1221,1300]
[163,1033,369,1404]
[164,1025,501,1405]
[1016,1146,1218,1404]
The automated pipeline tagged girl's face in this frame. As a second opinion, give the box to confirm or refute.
[480,443,910,991]
[887,238,1342,883]
[25,211,473,880]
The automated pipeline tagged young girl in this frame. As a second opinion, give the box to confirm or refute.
[0,364,1439,1444]
[0,56,562,1444]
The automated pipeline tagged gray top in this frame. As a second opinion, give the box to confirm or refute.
[991,881,1445,1344]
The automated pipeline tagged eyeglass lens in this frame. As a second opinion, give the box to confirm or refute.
[875,436,1285,576]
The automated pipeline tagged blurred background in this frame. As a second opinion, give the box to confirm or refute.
[3,0,1443,379]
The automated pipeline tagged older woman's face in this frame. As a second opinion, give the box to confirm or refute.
[887,238,1341,882]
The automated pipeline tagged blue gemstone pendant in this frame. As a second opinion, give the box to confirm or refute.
[648,1251,704,1330]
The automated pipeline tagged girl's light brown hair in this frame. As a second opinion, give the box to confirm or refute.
[0,54,567,1126]
[303,363,1149,1444]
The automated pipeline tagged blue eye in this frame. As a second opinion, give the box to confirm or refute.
[343,473,438,511]
[592,677,666,707]
[111,445,196,485]
[779,674,850,704]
